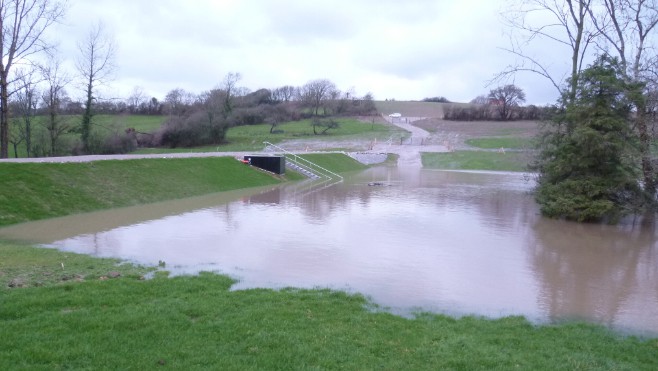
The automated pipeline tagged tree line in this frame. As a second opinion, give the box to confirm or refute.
[150,76,376,150]
[442,84,552,121]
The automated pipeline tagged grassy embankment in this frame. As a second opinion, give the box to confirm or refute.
[0,157,291,226]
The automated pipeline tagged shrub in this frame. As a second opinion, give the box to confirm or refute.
[157,111,229,148]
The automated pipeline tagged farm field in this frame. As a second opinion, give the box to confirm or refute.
[374,100,474,118]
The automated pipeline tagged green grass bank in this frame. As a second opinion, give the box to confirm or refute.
[0,153,366,227]
[0,157,285,226]
[1,250,656,370]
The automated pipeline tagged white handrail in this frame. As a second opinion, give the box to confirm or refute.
[263,141,344,181]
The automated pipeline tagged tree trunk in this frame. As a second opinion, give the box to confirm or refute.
[568,0,586,105]
[636,107,656,200]
[25,120,31,157]
[49,109,57,156]
[0,72,8,158]
[81,79,94,154]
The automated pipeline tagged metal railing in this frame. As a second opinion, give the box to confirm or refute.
[262,141,344,181]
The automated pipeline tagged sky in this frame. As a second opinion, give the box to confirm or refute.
[45,0,573,105]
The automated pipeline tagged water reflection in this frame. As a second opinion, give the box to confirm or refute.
[1,167,657,336]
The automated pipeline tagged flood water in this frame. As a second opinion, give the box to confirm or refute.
[2,167,657,336]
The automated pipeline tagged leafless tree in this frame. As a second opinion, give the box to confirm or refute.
[221,72,241,116]
[298,79,337,116]
[76,21,116,154]
[470,95,490,105]
[41,58,70,156]
[498,0,594,103]
[12,68,40,157]
[488,85,526,120]
[164,88,195,116]
[272,85,296,102]
[126,86,146,114]
[0,0,66,158]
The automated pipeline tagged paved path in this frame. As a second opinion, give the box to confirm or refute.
[376,116,448,167]
[0,152,247,163]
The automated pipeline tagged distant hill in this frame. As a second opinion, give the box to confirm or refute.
[374,101,473,119]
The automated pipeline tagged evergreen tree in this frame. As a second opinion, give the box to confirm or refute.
[534,56,644,223]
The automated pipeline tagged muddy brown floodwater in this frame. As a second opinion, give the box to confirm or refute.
[2,167,657,336]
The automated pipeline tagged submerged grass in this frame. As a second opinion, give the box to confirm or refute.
[1,249,656,369]
[422,151,531,172]
[0,243,154,289]
[298,153,368,173]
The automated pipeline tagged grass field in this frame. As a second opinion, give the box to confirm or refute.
[374,101,473,118]
[422,151,532,172]
[1,244,656,369]
[133,118,399,153]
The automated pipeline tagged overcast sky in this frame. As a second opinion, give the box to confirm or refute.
[48,0,572,105]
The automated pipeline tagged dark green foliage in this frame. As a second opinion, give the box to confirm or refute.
[534,56,644,222]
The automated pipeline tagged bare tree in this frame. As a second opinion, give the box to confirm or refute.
[272,85,296,102]
[298,79,337,116]
[76,21,116,154]
[470,95,490,105]
[126,86,146,114]
[0,0,66,158]
[41,58,70,156]
[499,0,594,103]
[221,72,241,116]
[163,88,195,116]
[488,85,526,120]
[13,68,40,157]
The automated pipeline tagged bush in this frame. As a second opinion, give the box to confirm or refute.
[157,111,229,148]
[100,129,138,154]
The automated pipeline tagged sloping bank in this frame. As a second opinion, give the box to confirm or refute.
[0,157,287,227]
[0,153,367,227]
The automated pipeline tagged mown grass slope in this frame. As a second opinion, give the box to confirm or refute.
[0,157,282,226]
